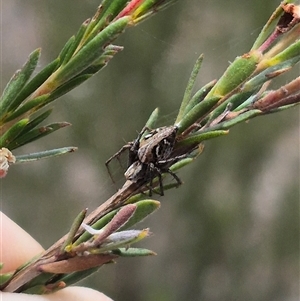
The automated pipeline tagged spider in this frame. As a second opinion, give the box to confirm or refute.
[105,125,184,196]
[124,152,187,196]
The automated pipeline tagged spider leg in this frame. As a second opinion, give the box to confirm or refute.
[148,163,154,197]
[128,127,151,166]
[165,168,182,187]
[131,127,151,150]
[159,153,189,165]
[152,154,187,190]
[105,143,132,183]
[157,171,164,196]
[135,126,151,143]
[146,163,164,196]
[105,144,132,165]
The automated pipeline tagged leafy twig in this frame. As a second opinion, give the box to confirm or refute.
[0,0,299,295]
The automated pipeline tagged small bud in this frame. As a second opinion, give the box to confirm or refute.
[0,148,16,178]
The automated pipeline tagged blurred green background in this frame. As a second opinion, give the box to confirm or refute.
[1,1,299,300]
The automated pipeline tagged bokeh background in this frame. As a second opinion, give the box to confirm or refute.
[1,1,299,300]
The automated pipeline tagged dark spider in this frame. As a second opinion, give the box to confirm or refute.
[105,125,184,196]
[124,152,187,196]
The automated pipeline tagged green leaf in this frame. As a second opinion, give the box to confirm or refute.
[76,45,124,75]
[74,200,160,246]
[169,157,196,172]
[243,56,300,92]
[58,35,76,65]
[86,0,129,41]
[206,50,262,98]
[3,95,50,122]
[21,284,49,295]
[120,199,160,230]
[207,90,256,122]
[261,39,300,68]
[61,209,88,253]
[18,109,53,134]
[19,273,55,294]
[0,272,14,287]
[15,147,77,163]
[176,130,229,148]
[54,17,130,85]
[7,122,70,149]
[60,20,90,66]
[11,58,60,106]
[176,95,220,133]
[263,102,300,114]
[202,109,262,132]
[44,75,91,106]
[58,267,100,287]
[176,54,203,123]
[182,80,216,117]
[145,108,159,129]
[133,0,162,19]
[132,0,179,23]
[0,49,41,119]
[0,119,29,147]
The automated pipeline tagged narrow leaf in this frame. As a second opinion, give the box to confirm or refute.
[0,119,29,147]
[44,75,91,106]
[182,80,216,117]
[15,147,77,163]
[3,95,50,122]
[176,95,220,133]
[58,36,76,65]
[73,200,158,246]
[202,109,262,132]
[62,209,87,253]
[61,20,89,65]
[206,50,262,98]
[244,56,300,92]
[207,90,256,122]
[18,109,53,134]
[176,130,229,148]
[145,108,159,129]
[176,54,204,123]
[54,17,130,84]
[120,200,160,230]
[132,0,159,19]
[0,49,41,118]
[12,58,60,104]
[8,122,70,149]
[76,45,124,75]
[259,39,300,69]
[58,267,100,287]
[0,272,14,287]
[87,0,129,41]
